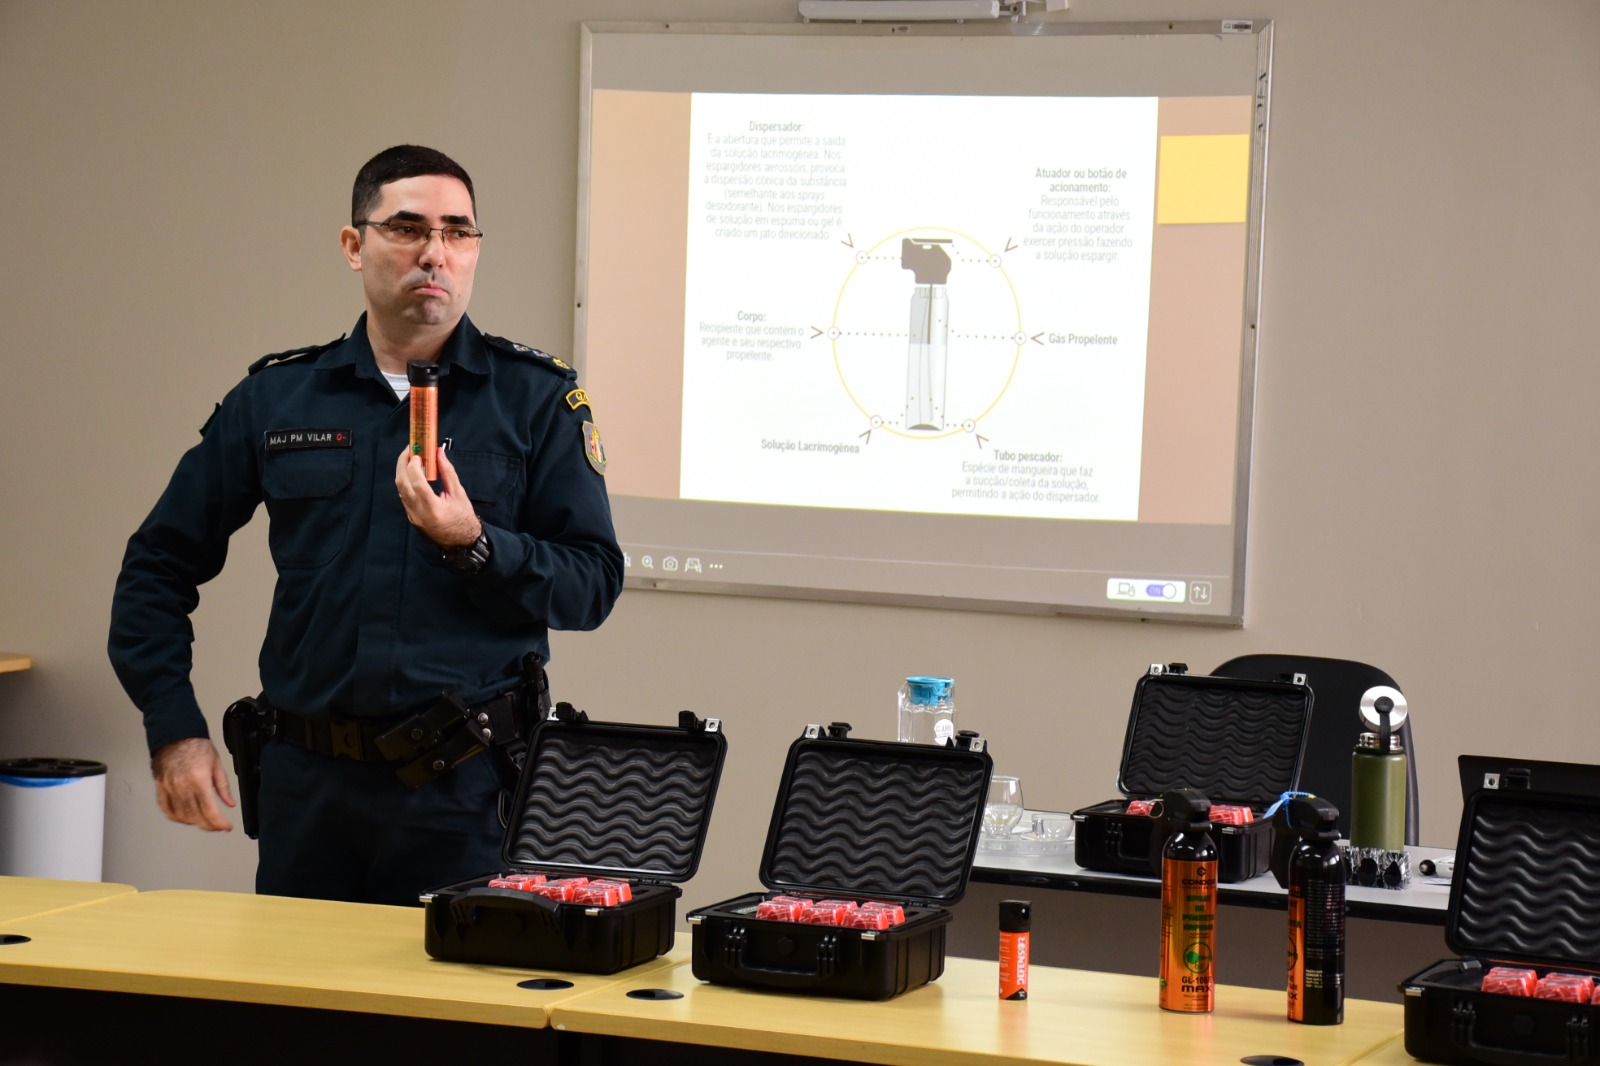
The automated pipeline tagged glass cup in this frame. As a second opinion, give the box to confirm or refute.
[982,775,1025,839]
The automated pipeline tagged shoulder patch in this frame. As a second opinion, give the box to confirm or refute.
[248,335,346,375]
[582,421,607,476]
[482,333,578,380]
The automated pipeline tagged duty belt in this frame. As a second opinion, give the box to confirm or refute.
[271,688,529,790]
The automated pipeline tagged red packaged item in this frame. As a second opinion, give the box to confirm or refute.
[529,877,590,902]
[572,882,627,907]
[487,873,548,891]
[756,899,805,921]
[842,908,893,930]
[1591,984,1600,1005]
[1535,973,1594,1002]
[797,899,858,925]
[1126,799,1157,816]
[1210,804,1254,826]
[589,878,633,903]
[861,901,906,926]
[1481,966,1538,996]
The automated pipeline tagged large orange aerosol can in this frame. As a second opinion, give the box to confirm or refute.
[1158,788,1218,1013]
[408,360,440,480]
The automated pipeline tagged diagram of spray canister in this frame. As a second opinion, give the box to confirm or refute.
[901,237,953,431]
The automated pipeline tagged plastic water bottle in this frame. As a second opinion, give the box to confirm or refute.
[897,676,956,745]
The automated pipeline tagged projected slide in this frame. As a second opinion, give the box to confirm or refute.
[580,22,1268,621]
[680,93,1157,521]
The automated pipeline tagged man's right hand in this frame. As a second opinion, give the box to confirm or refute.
[150,737,236,832]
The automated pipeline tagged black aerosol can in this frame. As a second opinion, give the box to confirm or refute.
[1286,795,1345,1025]
[1158,788,1217,1013]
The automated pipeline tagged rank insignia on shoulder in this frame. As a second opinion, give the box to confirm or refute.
[483,334,577,379]
[582,420,607,476]
[565,388,590,412]
[247,335,345,375]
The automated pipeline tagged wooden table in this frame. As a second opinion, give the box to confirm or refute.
[0,875,135,922]
[0,889,681,1063]
[550,954,1405,1066]
[0,653,30,674]
[0,889,1407,1066]
[1346,1033,1412,1063]
[0,888,675,1023]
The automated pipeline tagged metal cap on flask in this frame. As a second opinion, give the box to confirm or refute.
[1357,686,1408,731]
[1356,731,1404,753]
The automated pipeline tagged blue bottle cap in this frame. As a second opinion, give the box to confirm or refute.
[905,676,953,705]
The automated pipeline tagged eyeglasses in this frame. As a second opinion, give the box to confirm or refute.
[355,216,483,249]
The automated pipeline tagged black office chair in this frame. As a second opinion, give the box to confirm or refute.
[1211,654,1419,845]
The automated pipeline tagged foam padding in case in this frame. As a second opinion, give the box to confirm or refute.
[762,740,990,904]
[507,724,722,881]
[1120,674,1311,809]
[1448,791,1600,966]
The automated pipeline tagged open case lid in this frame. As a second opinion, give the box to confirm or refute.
[1117,663,1313,809]
[1446,785,1600,968]
[758,723,993,907]
[503,704,727,884]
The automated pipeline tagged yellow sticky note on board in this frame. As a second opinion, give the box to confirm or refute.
[1156,134,1251,224]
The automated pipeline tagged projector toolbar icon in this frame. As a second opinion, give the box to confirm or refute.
[1106,578,1188,603]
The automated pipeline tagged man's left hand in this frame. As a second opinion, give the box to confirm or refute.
[396,446,481,548]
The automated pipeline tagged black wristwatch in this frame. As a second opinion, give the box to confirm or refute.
[442,527,492,574]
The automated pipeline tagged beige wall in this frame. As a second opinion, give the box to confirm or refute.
[1,0,1597,936]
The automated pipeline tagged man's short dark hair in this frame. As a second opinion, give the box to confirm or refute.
[351,145,476,225]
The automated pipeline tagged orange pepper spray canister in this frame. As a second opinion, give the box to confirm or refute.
[1158,788,1218,1013]
[999,899,1031,1000]
[408,361,440,480]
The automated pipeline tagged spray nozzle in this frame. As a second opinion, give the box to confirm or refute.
[1161,788,1212,831]
[1286,795,1341,843]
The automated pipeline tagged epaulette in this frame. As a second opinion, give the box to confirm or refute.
[247,334,346,375]
[483,333,577,380]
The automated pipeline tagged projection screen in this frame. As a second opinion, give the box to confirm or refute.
[576,19,1272,623]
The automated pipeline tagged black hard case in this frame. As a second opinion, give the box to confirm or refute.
[422,707,726,974]
[1071,664,1313,883]
[688,723,993,1000]
[1402,778,1600,1065]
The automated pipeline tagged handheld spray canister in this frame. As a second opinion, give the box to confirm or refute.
[1158,788,1217,1013]
[1284,795,1345,1025]
[408,360,440,480]
[999,899,1031,1000]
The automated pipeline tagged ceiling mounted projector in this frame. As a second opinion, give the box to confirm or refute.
[798,0,1005,21]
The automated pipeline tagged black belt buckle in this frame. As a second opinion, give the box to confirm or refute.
[374,693,471,763]
[327,718,365,761]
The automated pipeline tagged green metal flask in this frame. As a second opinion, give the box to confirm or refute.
[1348,687,1407,851]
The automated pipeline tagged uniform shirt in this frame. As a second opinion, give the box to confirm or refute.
[109,314,624,754]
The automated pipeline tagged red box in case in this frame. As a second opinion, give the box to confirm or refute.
[422,705,727,974]
[689,722,992,1000]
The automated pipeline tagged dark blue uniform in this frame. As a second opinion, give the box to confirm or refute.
[109,314,624,903]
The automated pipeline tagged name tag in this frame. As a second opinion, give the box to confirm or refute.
[264,428,353,452]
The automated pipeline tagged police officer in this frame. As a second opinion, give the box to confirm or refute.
[108,145,624,905]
